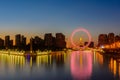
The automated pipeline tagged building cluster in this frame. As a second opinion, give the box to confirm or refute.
[0,34,27,50]
[0,33,66,51]
[98,33,120,48]
[84,42,94,48]
[15,34,26,50]
[30,33,66,51]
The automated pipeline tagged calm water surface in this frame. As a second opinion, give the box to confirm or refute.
[0,51,120,80]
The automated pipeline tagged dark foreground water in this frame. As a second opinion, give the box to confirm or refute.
[0,50,120,80]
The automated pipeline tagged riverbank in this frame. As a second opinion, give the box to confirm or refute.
[0,50,68,56]
[103,48,120,54]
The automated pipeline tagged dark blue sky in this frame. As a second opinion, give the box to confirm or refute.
[0,0,120,43]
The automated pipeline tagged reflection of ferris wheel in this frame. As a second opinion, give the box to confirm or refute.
[70,27,92,49]
[71,51,92,79]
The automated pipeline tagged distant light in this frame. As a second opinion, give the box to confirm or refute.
[101,45,104,48]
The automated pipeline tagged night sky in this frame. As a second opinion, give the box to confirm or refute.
[0,0,120,45]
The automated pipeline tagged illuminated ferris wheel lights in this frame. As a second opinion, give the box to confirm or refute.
[70,27,92,49]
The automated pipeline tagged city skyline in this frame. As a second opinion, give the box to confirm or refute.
[0,0,120,44]
[0,32,119,48]
[0,33,67,51]
[0,0,120,80]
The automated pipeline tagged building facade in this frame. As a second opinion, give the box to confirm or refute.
[15,34,21,47]
[98,34,108,47]
[0,38,4,48]
[44,33,53,48]
[55,33,66,49]
[108,33,115,44]
[5,35,10,49]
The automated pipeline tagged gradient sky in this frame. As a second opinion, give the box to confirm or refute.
[0,0,120,45]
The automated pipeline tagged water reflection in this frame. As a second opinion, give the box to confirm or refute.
[0,54,25,66]
[36,52,66,67]
[0,51,120,80]
[109,58,119,77]
[95,52,120,79]
[95,52,103,65]
[71,51,92,80]
[0,52,67,79]
[0,52,66,68]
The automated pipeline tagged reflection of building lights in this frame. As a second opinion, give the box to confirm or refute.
[110,58,113,72]
[109,58,117,77]
[96,52,103,65]
[70,51,92,80]
[113,60,116,76]
[119,63,120,77]
[0,54,25,67]
[30,57,32,67]
[36,55,49,67]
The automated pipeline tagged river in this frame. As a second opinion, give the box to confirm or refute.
[0,50,119,80]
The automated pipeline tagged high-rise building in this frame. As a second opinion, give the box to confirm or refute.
[21,35,26,46]
[55,33,66,49]
[0,38,4,48]
[34,36,42,45]
[108,33,115,44]
[15,34,21,47]
[30,37,34,52]
[98,34,108,47]
[115,35,120,42]
[5,35,10,49]
[44,33,53,47]
[10,40,13,47]
[32,36,44,50]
